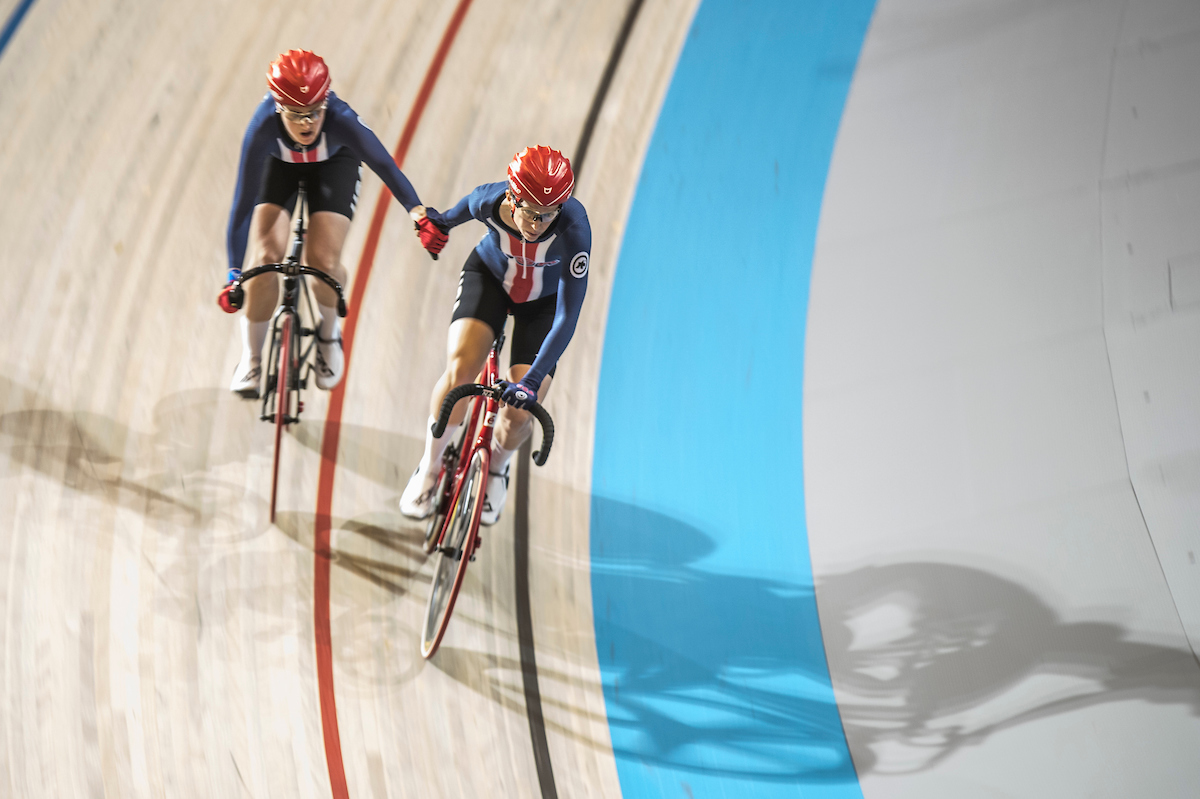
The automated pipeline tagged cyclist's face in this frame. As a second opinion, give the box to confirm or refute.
[508,192,560,241]
[277,101,327,146]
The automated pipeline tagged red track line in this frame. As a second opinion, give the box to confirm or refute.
[312,2,474,796]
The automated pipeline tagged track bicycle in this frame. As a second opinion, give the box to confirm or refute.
[225,182,347,523]
[419,335,554,659]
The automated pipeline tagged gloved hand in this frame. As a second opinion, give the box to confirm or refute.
[499,378,540,410]
[412,206,449,257]
[217,268,243,313]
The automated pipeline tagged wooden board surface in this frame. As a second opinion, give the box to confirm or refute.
[0,1,698,796]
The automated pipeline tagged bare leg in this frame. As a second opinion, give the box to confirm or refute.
[481,363,552,525]
[401,317,496,518]
[428,318,496,425]
[243,204,291,322]
[302,211,351,309]
[494,364,553,451]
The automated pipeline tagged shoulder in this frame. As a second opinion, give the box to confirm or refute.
[556,198,591,242]
[469,182,507,213]
[244,94,278,135]
[323,93,376,137]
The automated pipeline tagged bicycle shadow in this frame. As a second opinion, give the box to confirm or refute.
[272,508,433,688]
[582,496,1200,782]
[820,561,1200,774]
[0,376,265,530]
[289,421,421,493]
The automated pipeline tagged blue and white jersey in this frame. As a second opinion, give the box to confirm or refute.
[439,181,591,387]
[225,92,421,273]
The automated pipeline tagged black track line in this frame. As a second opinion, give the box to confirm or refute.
[512,1,646,797]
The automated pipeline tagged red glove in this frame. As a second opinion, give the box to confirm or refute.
[217,281,243,313]
[414,213,449,256]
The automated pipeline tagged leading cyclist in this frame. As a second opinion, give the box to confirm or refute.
[219,49,447,396]
[400,146,590,526]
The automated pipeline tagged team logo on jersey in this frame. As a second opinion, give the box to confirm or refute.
[570,252,588,278]
[510,255,560,269]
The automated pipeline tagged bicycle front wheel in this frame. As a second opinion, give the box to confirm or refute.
[269,313,294,524]
[423,408,474,554]
[420,446,488,659]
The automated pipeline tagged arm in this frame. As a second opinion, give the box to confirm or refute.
[342,112,421,211]
[524,247,589,389]
[435,182,502,229]
[225,103,275,273]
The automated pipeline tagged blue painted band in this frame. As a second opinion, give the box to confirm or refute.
[0,0,35,60]
[590,0,875,796]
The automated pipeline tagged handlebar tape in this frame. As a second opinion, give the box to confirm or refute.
[430,383,555,466]
[528,403,554,466]
[432,384,486,438]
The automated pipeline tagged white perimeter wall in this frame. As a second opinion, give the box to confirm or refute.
[805,1,1200,797]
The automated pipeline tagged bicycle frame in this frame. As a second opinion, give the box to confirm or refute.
[261,191,312,425]
[432,337,505,554]
[420,334,555,658]
[228,182,347,523]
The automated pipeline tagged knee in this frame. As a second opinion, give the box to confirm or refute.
[307,253,346,284]
[498,405,532,433]
[446,357,481,387]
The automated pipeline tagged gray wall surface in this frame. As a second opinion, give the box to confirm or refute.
[805,1,1200,796]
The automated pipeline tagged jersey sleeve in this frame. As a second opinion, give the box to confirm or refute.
[524,213,592,388]
[439,183,502,229]
[225,99,277,274]
[338,106,422,211]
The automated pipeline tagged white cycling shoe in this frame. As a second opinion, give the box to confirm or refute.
[230,356,262,399]
[314,335,344,390]
[400,463,439,519]
[480,465,509,526]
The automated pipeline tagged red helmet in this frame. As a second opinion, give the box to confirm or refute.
[267,50,331,107]
[507,146,574,207]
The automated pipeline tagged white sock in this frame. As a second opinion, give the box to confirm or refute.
[419,415,459,475]
[241,317,269,365]
[490,440,517,475]
[318,304,340,341]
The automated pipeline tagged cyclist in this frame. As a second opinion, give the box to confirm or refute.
[399,145,590,526]
[219,49,447,396]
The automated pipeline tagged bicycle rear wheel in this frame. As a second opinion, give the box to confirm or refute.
[269,314,293,524]
[421,446,488,659]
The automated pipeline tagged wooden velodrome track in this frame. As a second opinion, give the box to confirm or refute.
[0,0,699,796]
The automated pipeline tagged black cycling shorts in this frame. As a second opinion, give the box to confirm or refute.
[256,150,362,219]
[451,250,558,376]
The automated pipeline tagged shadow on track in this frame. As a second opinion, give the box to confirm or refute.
[589,497,1200,782]
[0,378,266,531]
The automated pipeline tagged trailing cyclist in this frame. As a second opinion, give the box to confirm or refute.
[399,146,590,526]
[219,49,447,396]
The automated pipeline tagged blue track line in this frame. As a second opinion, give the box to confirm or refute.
[590,1,875,796]
[0,0,35,60]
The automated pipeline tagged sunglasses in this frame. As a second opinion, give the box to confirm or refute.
[513,199,561,224]
[276,101,327,124]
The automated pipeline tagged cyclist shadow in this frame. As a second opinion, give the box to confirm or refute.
[274,509,428,598]
[820,561,1200,774]
[572,497,1200,781]
[0,376,264,528]
[290,421,421,495]
[274,508,432,687]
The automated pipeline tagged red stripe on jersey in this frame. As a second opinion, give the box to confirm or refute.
[508,234,535,303]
